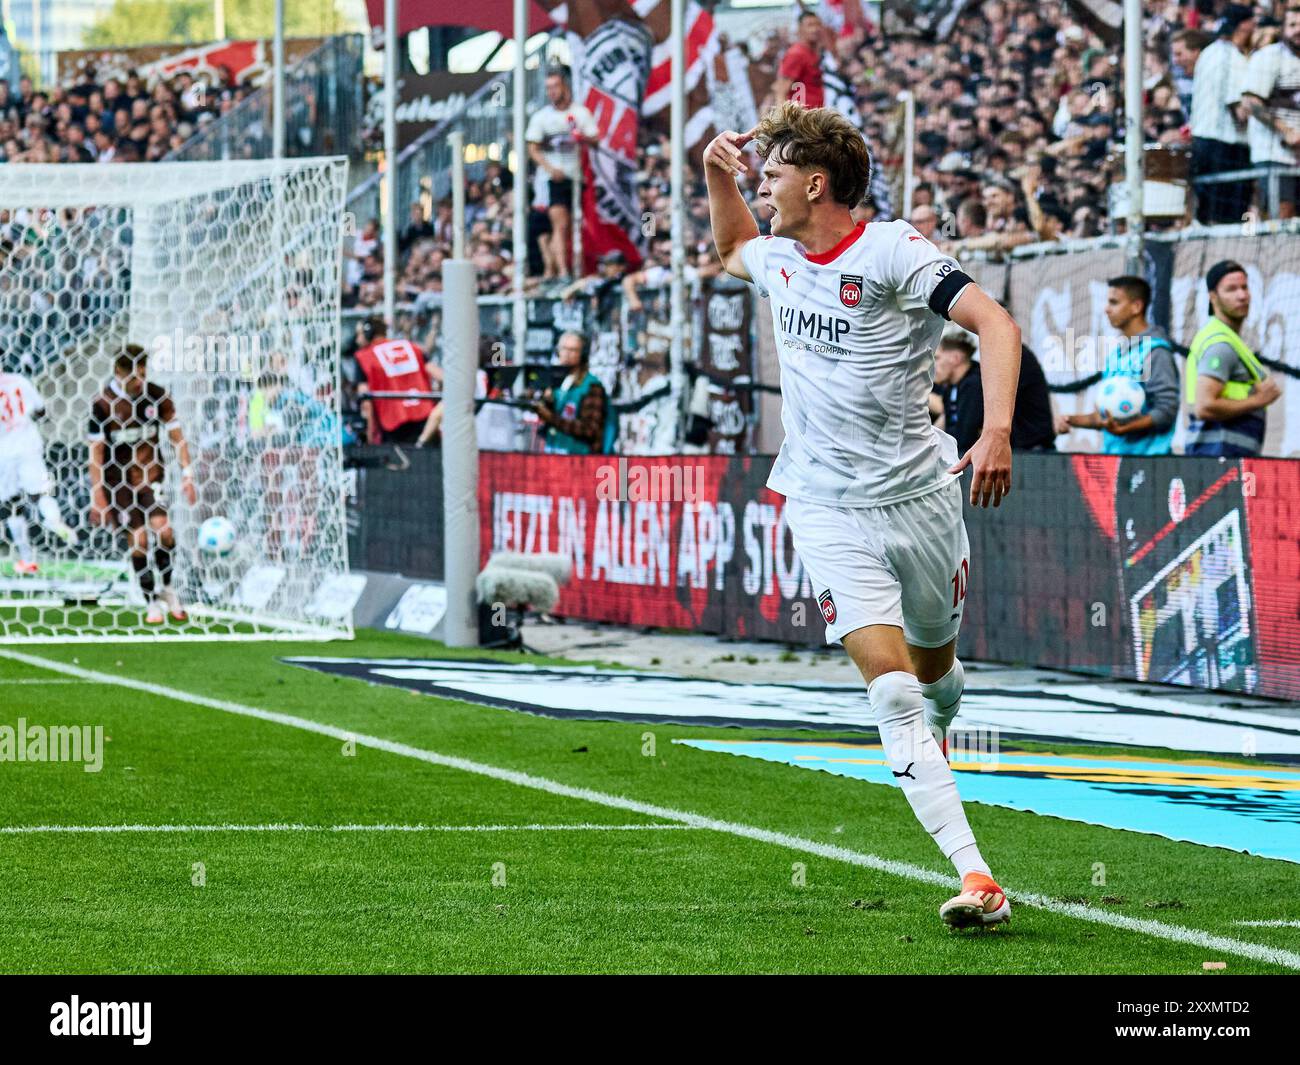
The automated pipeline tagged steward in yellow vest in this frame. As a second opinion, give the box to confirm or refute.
[1184,260,1281,457]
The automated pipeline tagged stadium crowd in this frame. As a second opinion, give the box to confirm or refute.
[1,2,1293,459]
[0,67,261,164]
[336,0,1300,310]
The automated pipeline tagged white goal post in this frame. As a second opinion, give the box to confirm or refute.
[0,159,353,642]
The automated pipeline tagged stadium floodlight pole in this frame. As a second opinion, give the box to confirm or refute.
[451,130,466,260]
[441,260,481,648]
[214,0,226,40]
[512,0,528,370]
[382,0,398,333]
[669,0,686,425]
[272,0,285,159]
[897,90,915,220]
[1123,0,1145,274]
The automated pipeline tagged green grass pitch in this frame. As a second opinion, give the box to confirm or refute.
[0,630,1296,974]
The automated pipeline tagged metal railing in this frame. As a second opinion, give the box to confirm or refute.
[1192,164,1300,223]
[346,40,550,232]
[165,35,365,163]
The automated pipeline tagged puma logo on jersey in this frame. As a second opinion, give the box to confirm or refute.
[778,305,852,345]
[892,762,916,780]
[780,267,797,287]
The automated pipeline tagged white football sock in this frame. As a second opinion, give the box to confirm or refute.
[868,670,977,858]
[36,494,67,531]
[5,514,33,563]
[951,842,992,881]
[920,658,965,746]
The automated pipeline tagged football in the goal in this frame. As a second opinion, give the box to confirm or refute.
[198,517,238,558]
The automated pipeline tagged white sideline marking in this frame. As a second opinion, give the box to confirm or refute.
[0,822,695,835]
[4,647,1299,973]
[0,678,87,684]
[1233,920,1300,928]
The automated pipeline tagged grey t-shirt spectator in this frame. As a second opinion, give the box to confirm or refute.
[1189,340,1267,454]
[1139,337,1181,437]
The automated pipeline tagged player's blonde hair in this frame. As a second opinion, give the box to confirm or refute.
[751,101,871,208]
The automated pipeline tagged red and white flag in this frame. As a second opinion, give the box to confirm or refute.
[541,2,728,270]
[634,0,720,149]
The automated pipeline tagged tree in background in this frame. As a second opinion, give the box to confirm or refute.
[83,0,361,48]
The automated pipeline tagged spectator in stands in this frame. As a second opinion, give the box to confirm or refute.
[431,200,455,245]
[1185,260,1281,456]
[932,335,985,456]
[1171,30,1211,118]
[946,179,1034,254]
[533,332,609,455]
[346,218,380,292]
[353,316,442,446]
[775,10,826,109]
[561,249,629,314]
[1190,6,1255,224]
[1242,3,1300,218]
[909,203,940,240]
[1011,343,1058,451]
[483,159,513,195]
[955,199,987,242]
[399,203,434,254]
[933,331,1056,454]
[1055,276,1180,454]
[526,68,598,287]
[850,192,879,225]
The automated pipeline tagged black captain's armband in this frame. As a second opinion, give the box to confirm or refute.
[929,269,974,320]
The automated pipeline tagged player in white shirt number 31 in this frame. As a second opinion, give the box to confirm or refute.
[706,102,1022,929]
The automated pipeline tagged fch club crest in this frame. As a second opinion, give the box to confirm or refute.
[839,274,863,308]
[817,589,837,624]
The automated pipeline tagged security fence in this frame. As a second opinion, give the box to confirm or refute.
[346,44,550,239]
[165,35,366,163]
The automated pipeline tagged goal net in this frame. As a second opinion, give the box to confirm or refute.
[0,158,353,642]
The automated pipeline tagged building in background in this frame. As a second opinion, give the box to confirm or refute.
[3,0,119,82]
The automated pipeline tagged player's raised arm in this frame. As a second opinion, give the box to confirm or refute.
[947,285,1021,509]
[703,128,760,282]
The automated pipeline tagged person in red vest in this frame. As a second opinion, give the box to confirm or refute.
[774,10,826,110]
[354,316,442,445]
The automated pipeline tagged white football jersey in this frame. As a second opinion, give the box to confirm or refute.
[0,373,44,441]
[741,218,973,507]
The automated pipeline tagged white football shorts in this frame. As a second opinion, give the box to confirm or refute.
[785,478,970,648]
[0,429,51,501]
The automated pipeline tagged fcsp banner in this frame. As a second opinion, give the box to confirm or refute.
[541,0,724,272]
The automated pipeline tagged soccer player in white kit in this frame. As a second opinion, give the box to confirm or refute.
[705,103,1022,928]
[0,372,75,574]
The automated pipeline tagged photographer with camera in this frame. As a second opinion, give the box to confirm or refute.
[531,332,610,455]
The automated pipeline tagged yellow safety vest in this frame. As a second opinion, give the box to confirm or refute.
[1185,317,1264,404]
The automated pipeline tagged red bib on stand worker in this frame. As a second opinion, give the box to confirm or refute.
[355,318,436,445]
